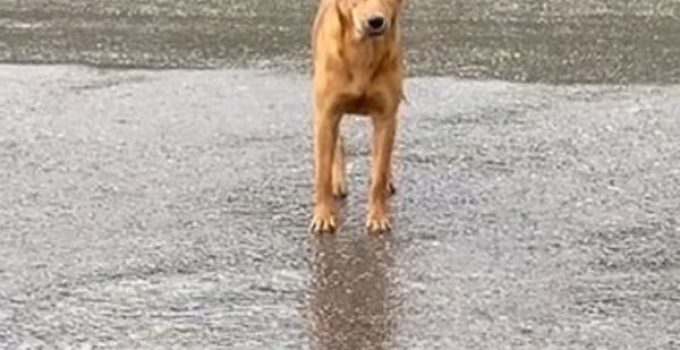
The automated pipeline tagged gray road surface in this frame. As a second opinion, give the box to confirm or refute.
[1,0,680,349]
[1,0,680,83]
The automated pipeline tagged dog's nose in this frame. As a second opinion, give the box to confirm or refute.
[367,16,386,32]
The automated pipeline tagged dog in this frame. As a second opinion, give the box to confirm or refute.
[309,0,405,233]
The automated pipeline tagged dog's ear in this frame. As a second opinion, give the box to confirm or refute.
[334,0,351,32]
[392,0,405,9]
[392,0,405,14]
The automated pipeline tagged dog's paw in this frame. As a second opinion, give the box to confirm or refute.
[310,207,337,233]
[366,210,391,234]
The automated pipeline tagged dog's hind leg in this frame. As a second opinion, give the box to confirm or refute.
[388,179,396,196]
[332,134,348,198]
[371,132,397,197]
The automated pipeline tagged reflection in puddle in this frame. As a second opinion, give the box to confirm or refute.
[308,234,399,350]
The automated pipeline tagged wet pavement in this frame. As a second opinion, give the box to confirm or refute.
[1,1,680,349]
[1,0,680,83]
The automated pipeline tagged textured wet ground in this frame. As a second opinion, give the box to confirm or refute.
[1,0,680,349]
[1,0,679,83]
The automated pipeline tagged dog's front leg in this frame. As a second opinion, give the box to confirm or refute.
[367,114,397,233]
[332,135,348,198]
[310,107,341,233]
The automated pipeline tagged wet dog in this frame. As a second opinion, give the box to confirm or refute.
[310,0,405,233]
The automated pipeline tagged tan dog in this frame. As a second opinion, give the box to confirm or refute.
[310,0,405,233]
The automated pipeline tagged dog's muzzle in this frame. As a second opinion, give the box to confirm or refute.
[365,15,387,36]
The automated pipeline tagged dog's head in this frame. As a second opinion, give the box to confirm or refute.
[336,0,404,38]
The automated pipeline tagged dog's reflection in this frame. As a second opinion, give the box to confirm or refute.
[309,234,397,350]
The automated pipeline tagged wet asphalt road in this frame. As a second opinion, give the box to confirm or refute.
[1,1,680,349]
[1,0,680,83]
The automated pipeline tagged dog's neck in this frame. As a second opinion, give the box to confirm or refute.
[335,23,402,81]
[344,29,399,67]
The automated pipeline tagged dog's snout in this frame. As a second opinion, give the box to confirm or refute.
[367,16,386,32]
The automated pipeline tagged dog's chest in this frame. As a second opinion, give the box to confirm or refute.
[336,74,384,114]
